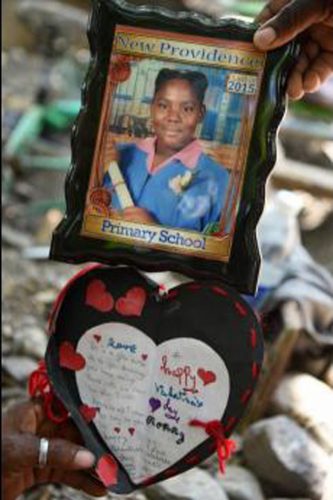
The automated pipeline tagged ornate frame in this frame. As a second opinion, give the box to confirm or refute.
[50,0,299,294]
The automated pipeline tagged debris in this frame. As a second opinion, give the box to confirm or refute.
[2,224,32,248]
[16,1,88,53]
[271,373,333,454]
[22,246,51,260]
[34,209,63,245]
[272,158,333,198]
[215,465,265,500]
[146,468,229,500]
[243,416,330,500]
[2,356,38,383]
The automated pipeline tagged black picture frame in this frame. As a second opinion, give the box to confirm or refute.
[50,0,299,295]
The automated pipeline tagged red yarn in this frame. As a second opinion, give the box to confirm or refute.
[28,360,69,424]
[189,419,236,473]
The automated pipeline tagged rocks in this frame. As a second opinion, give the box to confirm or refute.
[271,373,333,453]
[2,223,32,248]
[216,465,265,500]
[2,355,38,383]
[146,468,229,500]
[243,415,330,499]
[17,322,48,359]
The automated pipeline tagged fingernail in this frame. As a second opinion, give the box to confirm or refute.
[74,450,96,468]
[254,27,277,47]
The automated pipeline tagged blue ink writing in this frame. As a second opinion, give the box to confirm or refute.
[107,337,137,354]
[163,398,180,423]
[155,383,203,408]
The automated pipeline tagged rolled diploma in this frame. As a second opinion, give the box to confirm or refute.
[107,160,134,209]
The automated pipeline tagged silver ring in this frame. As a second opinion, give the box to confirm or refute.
[38,438,49,468]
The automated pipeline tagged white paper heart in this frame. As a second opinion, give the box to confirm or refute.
[76,323,230,484]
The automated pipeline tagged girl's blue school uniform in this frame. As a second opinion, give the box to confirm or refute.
[102,141,230,232]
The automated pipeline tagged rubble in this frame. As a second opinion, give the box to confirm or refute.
[271,373,333,454]
[243,416,330,500]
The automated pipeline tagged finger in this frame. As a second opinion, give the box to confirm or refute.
[53,471,107,497]
[309,24,333,52]
[302,71,321,93]
[303,51,333,92]
[46,439,96,470]
[3,434,95,471]
[4,400,38,433]
[286,52,309,99]
[303,40,320,61]
[287,73,305,100]
[254,0,328,50]
[255,0,290,23]
[53,420,83,444]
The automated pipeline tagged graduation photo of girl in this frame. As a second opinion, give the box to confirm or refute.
[101,68,230,233]
[82,25,263,261]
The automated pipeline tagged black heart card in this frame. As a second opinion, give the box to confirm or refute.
[45,265,263,494]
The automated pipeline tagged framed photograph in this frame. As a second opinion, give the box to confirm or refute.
[50,0,299,294]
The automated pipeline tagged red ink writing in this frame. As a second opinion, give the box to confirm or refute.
[160,355,198,393]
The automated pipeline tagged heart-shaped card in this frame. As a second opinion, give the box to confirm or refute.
[46,265,263,494]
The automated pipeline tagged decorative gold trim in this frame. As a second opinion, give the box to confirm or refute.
[114,30,265,72]
[82,215,232,261]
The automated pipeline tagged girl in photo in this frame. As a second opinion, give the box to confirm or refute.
[102,68,230,232]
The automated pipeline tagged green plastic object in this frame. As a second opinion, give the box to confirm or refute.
[44,100,80,130]
[5,99,80,158]
[27,199,66,216]
[290,100,333,122]
[19,154,71,171]
[4,105,44,157]
[233,1,264,18]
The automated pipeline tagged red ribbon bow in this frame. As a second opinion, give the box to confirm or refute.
[28,360,69,424]
[189,419,236,473]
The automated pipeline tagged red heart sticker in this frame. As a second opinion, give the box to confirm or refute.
[96,454,118,487]
[93,334,102,343]
[197,368,216,386]
[86,279,114,312]
[79,404,99,423]
[128,427,135,436]
[115,287,146,317]
[59,342,86,371]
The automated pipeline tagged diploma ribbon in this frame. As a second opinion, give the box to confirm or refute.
[107,161,134,209]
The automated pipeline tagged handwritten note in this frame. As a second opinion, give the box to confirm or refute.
[76,323,230,484]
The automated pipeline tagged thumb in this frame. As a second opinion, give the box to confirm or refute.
[253,0,328,50]
[3,434,96,471]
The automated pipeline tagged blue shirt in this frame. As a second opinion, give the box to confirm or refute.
[102,142,230,232]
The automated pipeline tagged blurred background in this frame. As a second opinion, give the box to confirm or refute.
[2,1,333,499]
